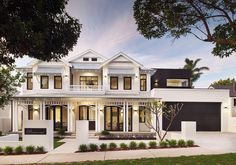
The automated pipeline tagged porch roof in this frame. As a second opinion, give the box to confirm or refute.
[34,66,63,75]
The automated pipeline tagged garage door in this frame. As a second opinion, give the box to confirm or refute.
[162,102,221,131]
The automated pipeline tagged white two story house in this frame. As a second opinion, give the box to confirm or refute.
[2,49,236,134]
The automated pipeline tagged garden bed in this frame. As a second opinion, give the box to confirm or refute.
[0,145,46,156]
[76,139,197,153]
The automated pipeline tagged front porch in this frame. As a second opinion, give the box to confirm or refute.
[12,98,157,134]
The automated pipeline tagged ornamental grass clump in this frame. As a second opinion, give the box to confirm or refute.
[89,143,98,151]
[36,146,45,153]
[129,141,137,149]
[26,145,35,154]
[168,139,177,147]
[100,143,107,151]
[79,144,88,152]
[187,140,194,147]
[3,146,13,155]
[109,143,117,150]
[159,141,168,148]
[120,143,128,150]
[138,142,146,149]
[15,146,23,154]
[178,139,186,147]
[149,141,157,148]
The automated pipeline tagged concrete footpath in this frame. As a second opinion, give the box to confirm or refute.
[0,147,227,164]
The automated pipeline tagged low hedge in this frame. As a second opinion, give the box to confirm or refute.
[0,145,45,155]
[77,139,196,152]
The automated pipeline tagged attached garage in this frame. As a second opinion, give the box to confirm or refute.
[162,102,221,131]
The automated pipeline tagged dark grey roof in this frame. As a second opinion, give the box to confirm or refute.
[211,84,236,97]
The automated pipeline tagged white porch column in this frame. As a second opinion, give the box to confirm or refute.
[42,101,46,120]
[67,102,71,132]
[40,101,43,120]
[123,101,126,132]
[12,100,18,132]
[126,101,129,132]
[12,100,15,132]
[70,104,73,132]
[151,111,157,132]
[96,102,100,132]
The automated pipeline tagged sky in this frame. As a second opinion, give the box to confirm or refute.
[16,0,236,87]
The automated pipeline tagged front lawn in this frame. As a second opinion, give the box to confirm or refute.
[48,153,236,165]
[54,137,65,149]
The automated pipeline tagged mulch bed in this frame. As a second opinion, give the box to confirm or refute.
[75,145,199,153]
[0,152,47,156]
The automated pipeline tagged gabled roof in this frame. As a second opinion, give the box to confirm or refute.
[26,59,71,67]
[68,49,107,62]
[101,52,143,68]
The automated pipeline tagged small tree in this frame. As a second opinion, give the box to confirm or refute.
[144,101,183,142]
[0,65,24,107]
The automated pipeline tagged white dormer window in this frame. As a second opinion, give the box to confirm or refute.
[91,58,97,61]
[83,57,89,61]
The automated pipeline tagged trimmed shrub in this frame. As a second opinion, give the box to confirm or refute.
[120,143,128,150]
[15,146,23,154]
[100,143,107,151]
[101,130,110,136]
[89,143,98,151]
[58,128,66,136]
[178,139,186,147]
[79,144,88,152]
[109,143,117,150]
[129,141,137,149]
[149,141,157,148]
[0,147,2,153]
[159,141,168,148]
[168,139,177,147]
[187,140,194,147]
[36,146,45,153]
[26,145,35,154]
[3,146,13,155]
[138,142,146,149]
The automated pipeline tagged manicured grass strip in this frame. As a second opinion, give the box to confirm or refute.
[54,137,65,149]
[48,153,236,165]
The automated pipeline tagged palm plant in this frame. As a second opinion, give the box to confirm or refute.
[183,58,209,86]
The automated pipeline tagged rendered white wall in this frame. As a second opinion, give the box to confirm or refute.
[23,120,54,151]
[76,120,89,146]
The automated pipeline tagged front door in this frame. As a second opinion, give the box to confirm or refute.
[45,105,67,131]
[79,105,96,130]
[105,106,123,131]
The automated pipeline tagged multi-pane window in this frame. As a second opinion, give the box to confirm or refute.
[140,74,147,91]
[110,77,118,90]
[139,106,146,123]
[79,106,95,120]
[80,76,98,86]
[124,77,132,90]
[54,76,62,89]
[28,105,33,120]
[40,76,49,89]
[91,58,97,61]
[27,73,33,90]
[83,57,89,61]
[166,79,189,87]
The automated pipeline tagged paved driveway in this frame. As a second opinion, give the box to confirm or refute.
[195,132,236,153]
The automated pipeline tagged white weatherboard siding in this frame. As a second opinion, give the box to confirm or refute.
[151,88,235,132]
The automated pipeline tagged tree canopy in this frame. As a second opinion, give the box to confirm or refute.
[0,0,81,66]
[133,0,236,58]
[183,58,209,86]
[211,78,235,86]
[0,65,24,107]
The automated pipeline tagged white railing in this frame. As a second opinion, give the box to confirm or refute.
[69,85,103,91]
